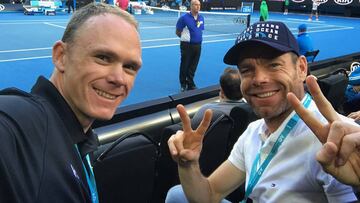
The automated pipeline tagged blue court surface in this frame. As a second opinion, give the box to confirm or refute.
[0,10,360,106]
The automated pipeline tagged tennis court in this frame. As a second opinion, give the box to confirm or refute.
[0,9,359,106]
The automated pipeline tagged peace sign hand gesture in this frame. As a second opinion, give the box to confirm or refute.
[287,75,360,187]
[168,104,213,167]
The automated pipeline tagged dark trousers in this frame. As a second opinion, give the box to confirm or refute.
[179,41,201,88]
[68,0,74,13]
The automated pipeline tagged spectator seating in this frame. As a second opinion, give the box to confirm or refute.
[93,132,159,203]
[305,49,320,63]
[153,103,258,203]
[88,52,360,203]
[317,68,348,113]
[153,109,233,202]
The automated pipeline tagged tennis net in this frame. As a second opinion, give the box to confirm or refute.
[133,5,251,35]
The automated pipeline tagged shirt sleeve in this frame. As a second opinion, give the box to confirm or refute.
[228,128,247,172]
[201,16,205,30]
[176,15,185,31]
[0,111,43,202]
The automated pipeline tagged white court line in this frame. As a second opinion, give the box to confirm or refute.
[43,22,66,29]
[305,27,354,34]
[142,38,235,49]
[0,38,235,62]
[141,33,237,42]
[0,33,238,53]
[285,18,326,23]
[272,18,353,29]
[0,55,51,63]
[0,19,68,23]
[0,26,354,63]
[141,22,238,29]
[0,21,68,25]
[0,47,52,53]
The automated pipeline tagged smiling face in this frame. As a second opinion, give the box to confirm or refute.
[51,13,142,130]
[238,51,307,131]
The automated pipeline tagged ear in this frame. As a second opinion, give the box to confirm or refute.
[297,55,308,82]
[52,41,67,73]
[219,88,225,99]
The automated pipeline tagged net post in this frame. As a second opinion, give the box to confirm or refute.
[246,13,250,27]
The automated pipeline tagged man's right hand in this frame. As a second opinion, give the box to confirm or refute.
[167,104,212,167]
[348,110,360,121]
[287,75,360,187]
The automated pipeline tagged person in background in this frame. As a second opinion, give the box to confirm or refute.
[283,0,289,15]
[296,23,314,61]
[309,0,320,21]
[67,0,74,13]
[259,0,268,21]
[343,67,360,116]
[165,21,357,203]
[115,0,129,10]
[176,0,204,92]
[288,75,360,198]
[0,3,142,202]
[192,67,244,120]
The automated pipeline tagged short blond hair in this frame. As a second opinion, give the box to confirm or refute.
[62,3,138,44]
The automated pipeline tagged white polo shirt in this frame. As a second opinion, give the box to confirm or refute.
[228,99,357,203]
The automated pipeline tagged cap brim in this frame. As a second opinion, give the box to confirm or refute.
[223,39,299,65]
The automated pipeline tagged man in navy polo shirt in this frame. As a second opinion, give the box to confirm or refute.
[176,0,204,92]
[0,3,142,203]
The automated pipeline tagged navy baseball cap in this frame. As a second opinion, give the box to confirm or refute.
[224,21,300,65]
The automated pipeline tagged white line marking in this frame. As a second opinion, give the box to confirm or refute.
[0,21,68,25]
[43,22,66,28]
[0,55,51,63]
[0,47,52,53]
[141,33,237,42]
[0,25,354,63]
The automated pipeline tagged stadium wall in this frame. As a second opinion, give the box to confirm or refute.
[94,52,360,145]
[207,0,360,17]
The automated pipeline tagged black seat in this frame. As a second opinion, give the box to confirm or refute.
[305,49,320,63]
[318,69,348,113]
[154,109,234,202]
[154,103,258,202]
[93,132,159,203]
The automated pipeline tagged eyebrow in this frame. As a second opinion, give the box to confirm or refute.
[92,49,118,59]
[93,49,141,67]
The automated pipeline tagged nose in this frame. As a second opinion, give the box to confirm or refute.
[107,64,126,86]
[252,68,269,85]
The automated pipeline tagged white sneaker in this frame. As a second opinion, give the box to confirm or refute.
[308,18,312,21]
[316,18,319,21]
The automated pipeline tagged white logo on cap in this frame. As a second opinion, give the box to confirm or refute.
[237,26,254,43]
[237,23,280,44]
[255,23,279,40]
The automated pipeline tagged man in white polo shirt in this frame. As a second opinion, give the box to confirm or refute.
[165,21,358,203]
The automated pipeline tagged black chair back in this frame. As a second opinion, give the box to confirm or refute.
[93,132,159,203]
[318,69,348,113]
[154,110,233,202]
[305,49,320,63]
